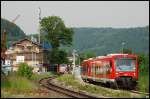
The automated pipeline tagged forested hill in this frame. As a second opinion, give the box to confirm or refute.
[71,26,149,55]
[1,18,26,47]
[27,26,149,56]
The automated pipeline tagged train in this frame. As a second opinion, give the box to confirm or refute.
[81,53,138,89]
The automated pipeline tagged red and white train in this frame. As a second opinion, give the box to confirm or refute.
[81,53,138,89]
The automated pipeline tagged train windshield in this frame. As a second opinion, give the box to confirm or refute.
[115,58,136,71]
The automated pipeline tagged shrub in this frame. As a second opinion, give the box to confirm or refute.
[136,53,149,93]
[17,63,33,79]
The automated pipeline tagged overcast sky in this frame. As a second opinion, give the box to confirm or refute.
[1,1,149,35]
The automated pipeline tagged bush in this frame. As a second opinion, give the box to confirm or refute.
[17,63,33,79]
[137,53,149,65]
[137,53,149,74]
[136,53,149,93]
[138,74,149,93]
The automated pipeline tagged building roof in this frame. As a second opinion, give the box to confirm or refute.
[12,38,41,47]
[11,38,52,50]
[41,41,52,50]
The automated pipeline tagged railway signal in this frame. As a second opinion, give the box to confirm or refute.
[1,15,20,65]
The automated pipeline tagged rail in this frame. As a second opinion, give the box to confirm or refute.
[39,76,103,98]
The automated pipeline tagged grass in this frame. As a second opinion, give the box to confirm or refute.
[1,88,34,98]
[1,74,37,98]
[1,74,36,90]
[30,72,58,81]
[57,74,145,98]
[2,70,148,98]
[57,74,80,86]
[137,72,149,93]
[1,72,58,98]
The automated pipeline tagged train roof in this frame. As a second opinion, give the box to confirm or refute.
[107,53,137,57]
[107,53,128,56]
[83,58,94,62]
[83,53,137,62]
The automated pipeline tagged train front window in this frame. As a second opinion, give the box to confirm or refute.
[115,58,136,71]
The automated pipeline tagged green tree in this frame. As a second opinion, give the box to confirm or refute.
[137,53,149,74]
[17,63,33,79]
[77,51,96,64]
[48,48,69,64]
[40,16,74,64]
[40,16,74,48]
[137,53,149,65]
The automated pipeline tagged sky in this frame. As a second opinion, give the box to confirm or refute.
[1,1,149,35]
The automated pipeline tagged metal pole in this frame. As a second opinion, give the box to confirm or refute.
[122,44,123,53]
[35,52,36,66]
[32,45,33,67]
[78,54,80,66]
[122,42,125,53]
[79,57,80,66]
[38,7,41,72]
[72,49,76,75]
[38,7,41,44]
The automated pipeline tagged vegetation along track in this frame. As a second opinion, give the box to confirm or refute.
[39,76,101,98]
[89,81,149,97]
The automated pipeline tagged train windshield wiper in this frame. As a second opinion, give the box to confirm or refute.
[118,66,122,70]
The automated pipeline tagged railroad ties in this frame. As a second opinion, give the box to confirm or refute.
[39,76,103,98]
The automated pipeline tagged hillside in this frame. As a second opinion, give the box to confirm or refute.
[27,26,149,55]
[63,26,149,55]
[1,18,26,47]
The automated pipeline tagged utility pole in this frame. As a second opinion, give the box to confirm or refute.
[79,55,80,66]
[32,43,33,67]
[72,49,76,75]
[122,42,125,53]
[38,7,41,44]
[1,15,20,69]
[1,2,21,73]
[38,7,42,68]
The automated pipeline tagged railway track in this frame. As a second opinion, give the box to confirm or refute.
[39,76,149,98]
[39,76,101,98]
[130,90,149,96]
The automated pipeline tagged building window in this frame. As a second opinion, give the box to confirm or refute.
[27,46,32,51]
[16,56,24,63]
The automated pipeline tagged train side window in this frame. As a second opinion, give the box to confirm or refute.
[106,61,111,74]
[95,66,99,75]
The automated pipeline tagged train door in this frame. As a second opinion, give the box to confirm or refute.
[86,64,88,81]
[94,60,112,79]
[91,62,96,81]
